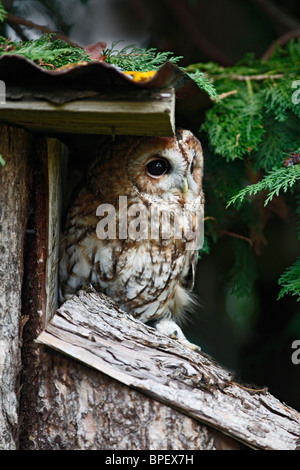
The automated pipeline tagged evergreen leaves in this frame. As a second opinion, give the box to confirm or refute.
[254,114,299,171]
[201,76,299,163]
[186,70,219,101]
[189,39,300,163]
[0,1,7,23]
[0,34,91,68]
[190,40,300,302]
[278,258,300,301]
[103,40,183,71]
[278,197,300,301]
[202,83,265,160]
[265,79,300,122]
[227,165,300,207]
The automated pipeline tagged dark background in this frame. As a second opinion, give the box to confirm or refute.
[2,0,300,410]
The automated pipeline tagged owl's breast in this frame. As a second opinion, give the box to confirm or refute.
[92,237,191,323]
[59,188,195,323]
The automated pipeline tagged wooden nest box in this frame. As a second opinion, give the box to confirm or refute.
[0,56,299,451]
[0,56,199,137]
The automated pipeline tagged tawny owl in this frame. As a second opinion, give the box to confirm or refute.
[59,129,204,350]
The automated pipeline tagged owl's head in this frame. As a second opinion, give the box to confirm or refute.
[87,129,203,204]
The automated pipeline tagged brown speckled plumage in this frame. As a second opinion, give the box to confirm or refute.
[59,129,204,349]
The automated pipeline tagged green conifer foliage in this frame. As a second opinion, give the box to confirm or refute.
[0,34,92,67]
[188,40,300,304]
[0,0,6,23]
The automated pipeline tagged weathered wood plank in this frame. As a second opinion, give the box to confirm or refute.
[45,138,67,322]
[18,136,69,449]
[36,290,300,451]
[0,126,31,449]
[0,90,175,137]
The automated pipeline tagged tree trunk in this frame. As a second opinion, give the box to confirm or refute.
[0,126,31,449]
[22,350,241,450]
[0,124,67,449]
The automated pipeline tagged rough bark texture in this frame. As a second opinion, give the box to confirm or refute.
[24,351,242,450]
[36,290,300,451]
[0,126,31,449]
[19,136,66,450]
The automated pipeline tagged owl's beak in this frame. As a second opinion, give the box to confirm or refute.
[182,179,188,198]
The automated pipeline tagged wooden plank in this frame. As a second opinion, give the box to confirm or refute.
[18,136,69,449]
[0,90,175,136]
[45,138,68,322]
[36,290,300,451]
[0,126,31,449]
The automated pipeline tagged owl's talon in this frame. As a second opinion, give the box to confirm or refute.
[170,330,179,340]
[154,318,201,352]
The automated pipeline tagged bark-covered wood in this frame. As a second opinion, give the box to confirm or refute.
[25,286,244,450]
[24,351,243,450]
[0,126,31,449]
[36,290,300,451]
[18,136,67,450]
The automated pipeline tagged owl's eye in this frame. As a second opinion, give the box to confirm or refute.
[146,158,170,178]
[190,159,194,174]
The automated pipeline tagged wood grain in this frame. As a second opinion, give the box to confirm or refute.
[36,290,300,450]
[0,90,175,137]
[0,126,31,449]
